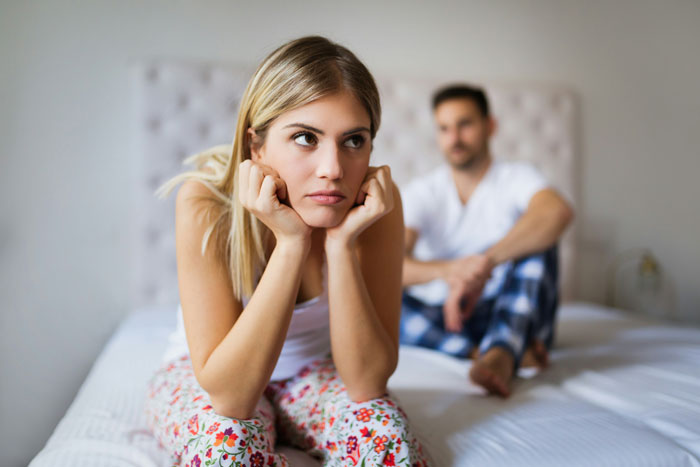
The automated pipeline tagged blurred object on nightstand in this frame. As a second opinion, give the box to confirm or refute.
[607,248,676,320]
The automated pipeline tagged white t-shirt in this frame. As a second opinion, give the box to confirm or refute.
[401,160,549,305]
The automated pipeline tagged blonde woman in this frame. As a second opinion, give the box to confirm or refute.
[144,36,430,466]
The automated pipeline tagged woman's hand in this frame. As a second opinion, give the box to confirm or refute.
[325,165,394,252]
[238,160,311,245]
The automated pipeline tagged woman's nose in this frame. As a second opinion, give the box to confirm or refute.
[315,144,343,180]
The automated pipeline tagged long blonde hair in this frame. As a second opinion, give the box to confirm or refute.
[158,36,381,300]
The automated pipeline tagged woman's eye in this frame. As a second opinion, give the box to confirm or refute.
[293,132,317,147]
[344,135,365,149]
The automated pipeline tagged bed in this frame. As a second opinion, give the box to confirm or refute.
[30,303,700,466]
[30,61,700,466]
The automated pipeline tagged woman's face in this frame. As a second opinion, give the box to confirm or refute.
[251,91,372,228]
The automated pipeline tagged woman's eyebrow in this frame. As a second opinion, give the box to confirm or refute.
[282,123,371,136]
[282,123,324,134]
[342,127,371,136]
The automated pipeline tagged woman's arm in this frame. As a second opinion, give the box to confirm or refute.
[177,175,310,419]
[325,174,403,402]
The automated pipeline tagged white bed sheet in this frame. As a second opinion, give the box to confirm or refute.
[31,303,700,466]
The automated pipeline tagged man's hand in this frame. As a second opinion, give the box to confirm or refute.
[445,254,494,286]
[442,254,494,332]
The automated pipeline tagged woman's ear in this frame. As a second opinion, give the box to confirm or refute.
[247,128,263,162]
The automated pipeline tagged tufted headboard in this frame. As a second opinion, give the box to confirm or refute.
[131,61,578,309]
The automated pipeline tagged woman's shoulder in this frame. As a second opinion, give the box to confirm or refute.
[176,175,225,218]
[176,178,214,208]
[175,179,229,255]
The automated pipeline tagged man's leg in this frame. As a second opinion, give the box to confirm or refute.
[400,292,477,358]
[470,246,559,396]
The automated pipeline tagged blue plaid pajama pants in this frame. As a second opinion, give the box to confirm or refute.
[400,246,559,370]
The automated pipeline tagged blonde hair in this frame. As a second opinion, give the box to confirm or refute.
[158,36,381,299]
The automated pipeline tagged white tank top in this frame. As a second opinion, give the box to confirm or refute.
[162,265,331,381]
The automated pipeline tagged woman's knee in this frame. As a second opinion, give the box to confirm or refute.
[327,395,428,465]
[350,397,412,430]
[145,358,281,463]
[178,413,279,465]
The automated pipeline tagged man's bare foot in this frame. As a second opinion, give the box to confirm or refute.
[469,347,514,398]
[520,340,549,369]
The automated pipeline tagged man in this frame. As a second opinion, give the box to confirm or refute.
[400,84,574,397]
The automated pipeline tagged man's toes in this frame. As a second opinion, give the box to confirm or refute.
[533,341,549,367]
[469,364,511,398]
[520,349,539,369]
[468,347,479,360]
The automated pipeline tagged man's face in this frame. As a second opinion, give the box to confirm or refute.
[434,98,493,169]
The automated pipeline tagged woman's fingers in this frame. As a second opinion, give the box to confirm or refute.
[248,164,265,206]
[273,176,287,201]
[236,160,310,242]
[355,184,367,205]
[256,163,287,201]
[364,178,384,210]
[355,166,377,204]
[360,166,393,215]
[334,165,395,243]
[324,165,397,247]
[258,175,279,209]
[374,165,391,194]
[238,160,288,210]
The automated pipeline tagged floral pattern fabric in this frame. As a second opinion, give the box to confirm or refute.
[145,355,431,466]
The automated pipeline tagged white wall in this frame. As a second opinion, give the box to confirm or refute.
[1,0,699,465]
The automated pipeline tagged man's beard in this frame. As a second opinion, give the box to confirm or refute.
[447,143,488,170]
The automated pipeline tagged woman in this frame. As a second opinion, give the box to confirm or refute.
[145,36,430,466]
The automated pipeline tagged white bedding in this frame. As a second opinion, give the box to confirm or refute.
[31,303,700,466]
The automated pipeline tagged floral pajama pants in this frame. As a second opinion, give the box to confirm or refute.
[145,356,431,467]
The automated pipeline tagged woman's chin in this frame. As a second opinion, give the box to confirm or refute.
[298,210,346,229]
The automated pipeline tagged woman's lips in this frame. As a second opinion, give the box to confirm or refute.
[307,190,346,205]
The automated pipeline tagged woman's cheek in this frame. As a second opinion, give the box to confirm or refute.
[284,186,303,209]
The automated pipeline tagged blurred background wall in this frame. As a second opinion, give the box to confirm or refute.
[1,0,699,465]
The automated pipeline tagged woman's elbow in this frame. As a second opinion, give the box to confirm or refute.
[345,365,395,403]
[198,373,257,419]
[347,384,389,403]
[208,393,257,420]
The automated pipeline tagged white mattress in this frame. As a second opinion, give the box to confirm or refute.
[31,303,700,466]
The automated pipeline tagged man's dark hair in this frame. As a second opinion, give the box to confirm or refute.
[432,84,490,117]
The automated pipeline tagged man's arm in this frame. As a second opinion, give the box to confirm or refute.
[403,226,492,331]
[450,188,573,327]
[485,188,574,265]
[402,228,452,286]
[402,188,573,331]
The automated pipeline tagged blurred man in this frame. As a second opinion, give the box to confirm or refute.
[400,84,574,397]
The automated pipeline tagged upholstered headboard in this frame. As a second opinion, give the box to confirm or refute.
[131,61,578,308]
